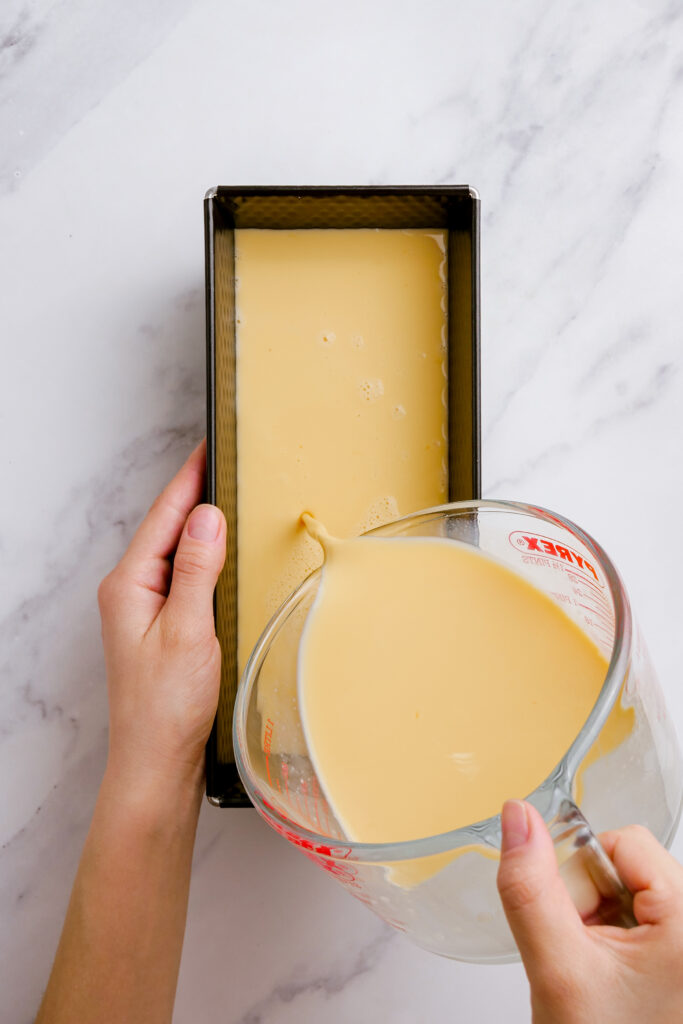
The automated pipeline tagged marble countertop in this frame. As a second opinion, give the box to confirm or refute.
[3,1,683,1020]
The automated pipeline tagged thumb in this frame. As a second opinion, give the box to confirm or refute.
[497,800,585,971]
[163,504,226,637]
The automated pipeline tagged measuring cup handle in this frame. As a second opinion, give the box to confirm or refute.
[548,798,637,928]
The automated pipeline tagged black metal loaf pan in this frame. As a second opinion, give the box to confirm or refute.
[204,186,481,806]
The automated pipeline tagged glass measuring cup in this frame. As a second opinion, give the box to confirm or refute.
[233,501,683,962]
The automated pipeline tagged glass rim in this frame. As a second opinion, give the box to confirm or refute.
[233,498,632,862]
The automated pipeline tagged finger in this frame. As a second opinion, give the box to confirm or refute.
[598,825,683,924]
[120,440,206,592]
[162,504,226,639]
[497,801,585,971]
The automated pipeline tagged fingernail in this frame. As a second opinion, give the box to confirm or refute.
[501,800,530,852]
[188,505,220,542]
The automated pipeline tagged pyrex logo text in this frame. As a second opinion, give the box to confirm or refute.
[508,531,601,584]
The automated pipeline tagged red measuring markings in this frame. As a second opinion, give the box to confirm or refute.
[264,812,361,886]
[509,531,603,585]
[571,583,614,629]
[262,803,398,916]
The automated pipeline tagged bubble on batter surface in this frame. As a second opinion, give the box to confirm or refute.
[355,495,400,535]
[359,378,385,402]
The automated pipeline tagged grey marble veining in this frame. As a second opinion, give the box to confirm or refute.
[0,0,195,194]
[2,1,683,1020]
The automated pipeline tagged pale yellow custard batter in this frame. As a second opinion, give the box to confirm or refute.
[236,229,448,739]
[298,526,609,844]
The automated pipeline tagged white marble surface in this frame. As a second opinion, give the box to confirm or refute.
[2,0,683,1019]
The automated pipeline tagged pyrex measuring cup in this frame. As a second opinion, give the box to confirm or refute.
[233,501,683,962]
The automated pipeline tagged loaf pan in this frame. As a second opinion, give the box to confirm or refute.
[204,185,481,806]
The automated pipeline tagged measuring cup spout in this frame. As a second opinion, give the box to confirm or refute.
[548,796,636,928]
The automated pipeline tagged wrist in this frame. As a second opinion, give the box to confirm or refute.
[100,757,204,831]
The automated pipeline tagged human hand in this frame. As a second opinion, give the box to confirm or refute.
[36,443,225,1024]
[497,800,683,1023]
[97,440,226,794]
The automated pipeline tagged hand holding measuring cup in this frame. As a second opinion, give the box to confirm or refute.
[498,801,683,1023]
